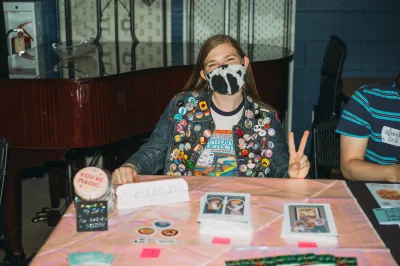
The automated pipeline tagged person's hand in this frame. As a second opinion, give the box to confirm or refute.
[112,166,139,185]
[288,131,310,179]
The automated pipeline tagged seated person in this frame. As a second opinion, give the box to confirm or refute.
[336,73,400,182]
[112,34,310,184]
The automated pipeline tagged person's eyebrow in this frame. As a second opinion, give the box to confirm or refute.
[205,54,238,66]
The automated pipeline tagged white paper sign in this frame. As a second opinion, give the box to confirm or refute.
[116,178,190,209]
[381,126,400,147]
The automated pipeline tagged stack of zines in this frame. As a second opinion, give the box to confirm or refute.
[280,203,338,244]
[197,192,253,235]
[366,183,400,225]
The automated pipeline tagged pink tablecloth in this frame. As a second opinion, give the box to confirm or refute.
[30,176,397,266]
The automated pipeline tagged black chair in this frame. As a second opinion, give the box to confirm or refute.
[311,35,347,178]
[0,137,18,265]
[313,118,341,178]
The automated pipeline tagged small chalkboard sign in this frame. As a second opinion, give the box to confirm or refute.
[76,201,108,232]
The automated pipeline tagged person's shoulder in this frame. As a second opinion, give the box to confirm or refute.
[356,82,398,97]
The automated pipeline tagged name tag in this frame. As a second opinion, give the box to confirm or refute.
[381,126,400,147]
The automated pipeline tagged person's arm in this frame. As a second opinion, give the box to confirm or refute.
[340,135,400,182]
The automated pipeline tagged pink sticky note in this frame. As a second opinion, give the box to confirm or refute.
[298,241,318,248]
[212,237,231,245]
[140,248,161,258]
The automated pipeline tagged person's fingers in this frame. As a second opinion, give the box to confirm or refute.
[299,154,308,165]
[112,167,140,185]
[299,160,310,170]
[297,130,309,155]
[132,170,140,183]
[288,132,296,155]
[289,162,300,171]
[112,169,122,184]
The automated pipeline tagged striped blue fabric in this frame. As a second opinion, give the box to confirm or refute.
[336,83,400,164]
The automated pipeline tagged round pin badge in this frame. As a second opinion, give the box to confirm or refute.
[136,227,156,236]
[239,164,247,172]
[187,112,194,121]
[203,129,212,138]
[268,141,275,149]
[265,149,273,157]
[179,143,185,151]
[176,124,183,133]
[170,163,177,171]
[268,128,275,136]
[184,143,191,151]
[244,119,253,129]
[188,96,197,105]
[179,119,187,127]
[245,110,254,118]
[263,117,271,124]
[194,124,202,132]
[179,107,187,115]
[153,220,172,229]
[173,114,182,122]
[264,167,271,175]
[161,229,180,237]
[258,130,267,137]
[247,160,256,169]
[195,111,203,119]
[178,164,186,172]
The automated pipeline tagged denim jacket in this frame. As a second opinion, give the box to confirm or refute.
[125,90,289,177]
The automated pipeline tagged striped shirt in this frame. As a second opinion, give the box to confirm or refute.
[336,83,400,165]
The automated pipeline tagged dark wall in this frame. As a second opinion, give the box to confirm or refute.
[293,0,400,150]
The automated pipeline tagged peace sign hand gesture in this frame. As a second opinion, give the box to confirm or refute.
[288,130,310,179]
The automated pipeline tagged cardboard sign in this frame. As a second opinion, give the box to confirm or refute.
[116,178,190,209]
[76,201,108,232]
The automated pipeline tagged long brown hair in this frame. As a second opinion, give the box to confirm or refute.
[182,34,273,110]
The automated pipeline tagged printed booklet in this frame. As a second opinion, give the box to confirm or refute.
[197,192,253,234]
[281,203,338,243]
[373,207,400,225]
[366,183,400,208]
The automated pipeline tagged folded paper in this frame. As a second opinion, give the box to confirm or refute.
[116,178,190,209]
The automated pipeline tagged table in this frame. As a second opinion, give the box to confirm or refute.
[346,181,400,265]
[30,176,398,265]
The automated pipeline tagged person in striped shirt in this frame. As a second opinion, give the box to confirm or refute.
[336,73,400,182]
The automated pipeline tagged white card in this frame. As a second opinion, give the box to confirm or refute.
[116,178,190,209]
[381,126,400,147]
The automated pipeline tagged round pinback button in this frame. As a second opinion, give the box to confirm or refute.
[268,128,275,136]
[179,107,187,115]
[161,229,180,237]
[136,227,156,236]
[153,220,172,229]
[173,114,182,122]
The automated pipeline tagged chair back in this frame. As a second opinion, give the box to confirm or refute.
[315,35,347,123]
[313,118,341,178]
